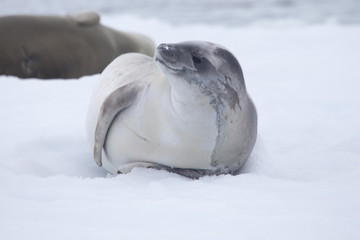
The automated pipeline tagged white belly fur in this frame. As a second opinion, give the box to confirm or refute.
[86,53,218,174]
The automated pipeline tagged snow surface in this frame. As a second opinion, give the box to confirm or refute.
[2,0,360,25]
[1,15,360,239]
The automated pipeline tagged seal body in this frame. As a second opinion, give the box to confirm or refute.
[86,41,257,178]
[0,12,155,79]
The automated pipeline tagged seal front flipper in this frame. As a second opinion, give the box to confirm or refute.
[94,82,141,166]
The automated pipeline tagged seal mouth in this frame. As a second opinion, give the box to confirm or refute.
[155,55,182,72]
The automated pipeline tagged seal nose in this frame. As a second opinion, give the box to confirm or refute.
[157,43,172,51]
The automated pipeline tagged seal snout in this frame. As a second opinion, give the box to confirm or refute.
[156,43,177,64]
[155,43,197,72]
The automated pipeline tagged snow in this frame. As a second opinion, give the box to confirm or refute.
[2,0,360,25]
[1,15,360,239]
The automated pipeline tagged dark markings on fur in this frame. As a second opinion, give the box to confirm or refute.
[214,47,244,84]
[219,76,240,110]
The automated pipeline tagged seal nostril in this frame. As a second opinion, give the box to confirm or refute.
[158,43,170,51]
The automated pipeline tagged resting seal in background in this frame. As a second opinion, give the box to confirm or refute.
[0,11,155,79]
[86,41,257,179]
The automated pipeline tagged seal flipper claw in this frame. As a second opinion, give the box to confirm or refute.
[94,83,141,166]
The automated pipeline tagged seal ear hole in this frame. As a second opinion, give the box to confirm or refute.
[192,56,202,64]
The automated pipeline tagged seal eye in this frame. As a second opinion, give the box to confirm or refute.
[192,56,202,64]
